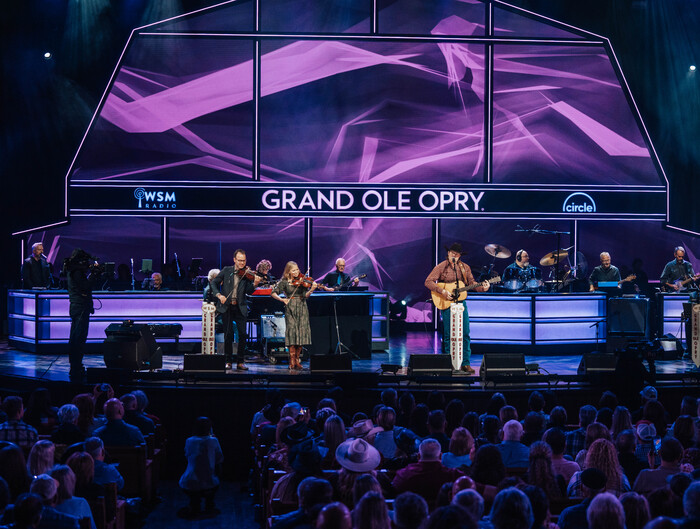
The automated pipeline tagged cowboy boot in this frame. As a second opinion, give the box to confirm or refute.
[288,346,295,370]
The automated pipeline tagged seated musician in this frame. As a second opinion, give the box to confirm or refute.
[660,246,698,292]
[149,272,169,291]
[321,258,359,291]
[502,250,541,287]
[589,252,621,292]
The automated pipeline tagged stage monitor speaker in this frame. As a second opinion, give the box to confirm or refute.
[480,353,526,379]
[408,354,453,376]
[183,354,226,373]
[103,322,162,370]
[607,297,649,338]
[577,353,617,375]
[310,354,352,373]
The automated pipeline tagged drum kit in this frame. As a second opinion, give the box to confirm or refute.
[484,243,582,293]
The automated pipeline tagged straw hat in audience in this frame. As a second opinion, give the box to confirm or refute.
[335,439,381,472]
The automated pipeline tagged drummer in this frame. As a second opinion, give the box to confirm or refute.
[502,250,542,290]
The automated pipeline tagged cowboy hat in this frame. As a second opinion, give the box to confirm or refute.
[335,438,381,472]
[444,243,463,254]
[348,419,374,439]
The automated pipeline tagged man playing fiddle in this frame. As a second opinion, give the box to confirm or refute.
[210,249,261,370]
[321,258,359,291]
[425,243,490,374]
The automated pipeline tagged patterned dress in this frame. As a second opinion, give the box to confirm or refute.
[272,278,313,346]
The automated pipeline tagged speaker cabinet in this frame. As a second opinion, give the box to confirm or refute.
[183,354,226,373]
[577,353,617,375]
[607,297,649,338]
[310,354,352,373]
[103,323,162,370]
[407,354,453,376]
[480,353,526,379]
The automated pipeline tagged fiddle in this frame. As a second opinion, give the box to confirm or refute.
[290,274,316,288]
[235,267,259,281]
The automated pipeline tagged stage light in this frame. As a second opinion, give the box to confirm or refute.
[43,52,52,59]
[401,300,407,306]
[690,65,697,72]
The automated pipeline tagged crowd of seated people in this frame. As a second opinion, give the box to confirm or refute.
[0,385,167,529]
[251,387,700,529]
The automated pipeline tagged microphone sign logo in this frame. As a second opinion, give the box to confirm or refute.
[563,192,596,214]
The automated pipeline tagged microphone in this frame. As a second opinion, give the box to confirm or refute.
[40,253,47,260]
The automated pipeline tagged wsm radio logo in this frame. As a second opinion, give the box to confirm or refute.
[134,188,177,209]
[562,192,596,214]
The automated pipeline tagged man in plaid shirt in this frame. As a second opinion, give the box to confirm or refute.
[565,405,596,458]
[0,396,38,449]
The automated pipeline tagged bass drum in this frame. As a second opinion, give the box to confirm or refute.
[502,279,523,292]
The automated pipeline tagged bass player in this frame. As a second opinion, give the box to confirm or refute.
[660,246,699,291]
[425,242,490,374]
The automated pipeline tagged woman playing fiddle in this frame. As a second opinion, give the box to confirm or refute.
[270,261,318,370]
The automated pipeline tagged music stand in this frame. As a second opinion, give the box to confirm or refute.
[331,294,359,359]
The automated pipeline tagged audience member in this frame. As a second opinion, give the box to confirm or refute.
[0,444,32,501]
[0,396,38,449]
[442,427,473,469]
[641,400,670,439]
[451,489,484,524]
[617,429,648,484]
[27,440,55,477]
[66,452,103,501]
[477,415,501,446]
[499,405,518,425]
[270,442,324,508]
[520,485,550,529]
[544,427,580,483]
[317,502,351,529]
[469,444,506,487]
[352,490,390,529]
[50,465,96,529]
[462,412,480,440]
[352,474,381,507]
[521,412,546,447]
[271,477,333,529]
[83,437,124,490]
[670,416,695,449]
[427,391,446,412]
[371,407,398,459]
[177,417,223,518]
[422,504,477,529]
[120,394,155,436]
[428,411,451,453]
[611,407,633,439]
[632,386,658,423]
[635,423,658,466]
[558,468,607,529]
[568,439,630,497]
[335,438,380,506]
[93,398,145,446]
[681,481,700,527]
[620,492,650,529]
[394,492,429,529]
[408,404,430,438]
[0,477,9,527]
[490,487,533,529]
[29,474,80,529]
[397,392,416,428]
[71,394,102,437]
[647,488,678,519]
[11,493,44,529]
[50,405,85,446]
[497,420,529,468]
[634,438,684,494]
[445,399,466,435]
[527,391,548,423]
[548,406,567,429]
[320,415,346,468]
[393,438,463,507]
[131,390,160,426]
[566,405,597,458]
[23,389,58,436]
[528,441,564,499]
[587,492,625,529]
[575,422,612,466]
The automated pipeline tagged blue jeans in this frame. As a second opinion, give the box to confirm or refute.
[440,302,471,366]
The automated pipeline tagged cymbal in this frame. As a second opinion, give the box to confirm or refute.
[484,244,512,259]
[540,249,569,267]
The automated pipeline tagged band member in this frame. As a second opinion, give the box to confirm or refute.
[63,249,100,380]
[660,246,697,291]
[425,243,490,374]
[149,272,168,291]
[502,250,542,286]
[321,258,359,291]
[22,242,52,288]
[589,252,621,291]
[210,249,261,370]
[255,259,274,285]
[271,262,318,370]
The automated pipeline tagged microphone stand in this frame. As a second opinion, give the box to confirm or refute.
[130,258,135,290]
[515,225,571,292]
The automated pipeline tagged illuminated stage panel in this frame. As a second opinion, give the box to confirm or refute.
[535,295,605,318]
[261,0,371,33]
[168,217,306,274]
[470,321,531,343]
[377,0,485,36]
[150,0,255,32]
[27,217,161,279]
[466,295,531,318]
[311,218,433,319]
[71,37,254,183]
[259,39,485,183]
[493,6,587,39]
[492,44,660,186]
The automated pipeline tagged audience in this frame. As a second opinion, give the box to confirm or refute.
[394,492,429,529]
[568,439,631,497]
[50,465,96,529]
[442,427,474,469]
[0,444,32,501]
[620,491,650,529]
[352,491,391,529]
[491,487,534,529]
[11,493,44,529]
[497,420,529,468]
[528,441,565,499]
[83,437,124,491]
[23,389,58,436]
[0,396,38,449]
[93,398,145,446]
[566,405,597,458]
[27,440,55,478]
[66,452,103,501]
[317,502,351,529]
[587,492,625,529]
[29,474,80,529]
[271,477,333,529]
[634,438,684,494]
[50,405,85,446]
[544,427,580,483]
[120,394,155,436]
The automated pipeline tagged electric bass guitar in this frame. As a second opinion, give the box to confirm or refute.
[668,274,700,292]
[320,274,367,292]
[431,276,501,311]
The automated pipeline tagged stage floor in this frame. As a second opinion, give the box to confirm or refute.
[0,332,696,386]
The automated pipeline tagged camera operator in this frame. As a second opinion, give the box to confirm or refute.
[64,249,103,380]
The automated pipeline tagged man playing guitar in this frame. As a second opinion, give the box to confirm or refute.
[320,258,360,291]
[660,246,699,292]
[589,252,626,292]
[425,243,490,374]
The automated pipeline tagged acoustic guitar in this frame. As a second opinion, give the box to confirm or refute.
[431,276,501,311]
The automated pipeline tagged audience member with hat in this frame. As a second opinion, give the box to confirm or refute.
[335,438,381,506]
